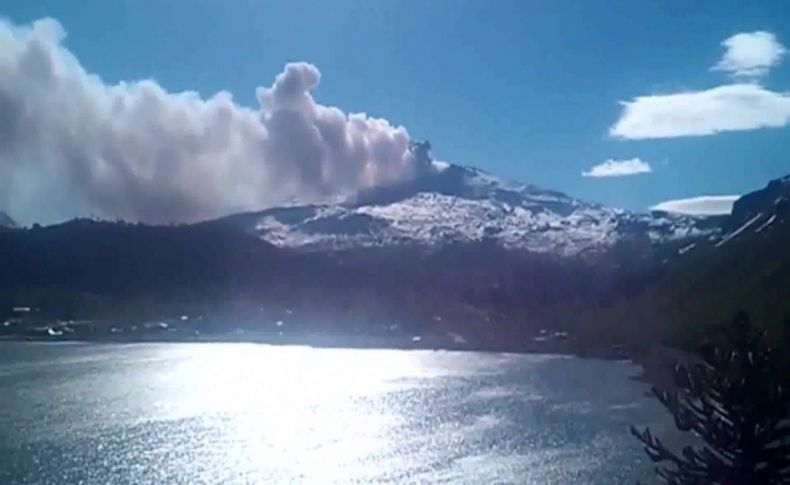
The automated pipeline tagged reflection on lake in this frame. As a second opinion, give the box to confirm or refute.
[0,342,672,484]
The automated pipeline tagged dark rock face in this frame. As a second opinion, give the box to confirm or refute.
[729,175,790,229]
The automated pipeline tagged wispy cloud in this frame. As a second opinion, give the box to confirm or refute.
[712,31,787,79]
[650,195,740,215]
[581,158,652,178]
[0,18,426,225]
[610,84,790,139]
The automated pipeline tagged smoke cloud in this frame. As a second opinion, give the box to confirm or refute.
[0,18,421,224]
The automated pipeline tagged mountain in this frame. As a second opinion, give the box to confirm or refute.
[0,218,289,320]
[214,161,717,256]
[577,174,790,351]
[0,212,16,229]
[658,174,789,259]
[1,157,700,349]
[0,149,787,355]
[0,216,621,349]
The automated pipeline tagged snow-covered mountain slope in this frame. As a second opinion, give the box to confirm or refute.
[219,163,718,256]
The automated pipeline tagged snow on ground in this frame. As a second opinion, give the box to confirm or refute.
[678,242,697,255]
[755,214,777,233]
[247,165,717,255]
[715,213,763,248]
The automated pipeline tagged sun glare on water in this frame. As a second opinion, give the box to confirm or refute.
[158,344,449,481]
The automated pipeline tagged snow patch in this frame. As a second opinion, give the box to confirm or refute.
[755,214,776,233]
[715,213,763,247]
[678,242,697,255]
[246,166,718,255]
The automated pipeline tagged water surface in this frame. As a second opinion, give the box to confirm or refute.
[0,342,672,484]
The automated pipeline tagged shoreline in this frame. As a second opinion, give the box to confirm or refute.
[1,328,679,390]
[0,330,633,362]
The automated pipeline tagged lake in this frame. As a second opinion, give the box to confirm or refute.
[0,342,673,484]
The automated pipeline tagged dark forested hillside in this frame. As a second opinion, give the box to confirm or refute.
[0,218,647,350]
[577,176,790,351]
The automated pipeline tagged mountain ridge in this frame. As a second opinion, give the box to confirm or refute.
[1,169,788,354]
[211,159,718,256]
[576,172,790,351]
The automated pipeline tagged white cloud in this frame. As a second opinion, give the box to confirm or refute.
[712,31,787,79]
[0,18,428,225]
[650,195,739,216]
[610,84,790,139]
[581,158,652,178]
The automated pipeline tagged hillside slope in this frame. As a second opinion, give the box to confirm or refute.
[1,162,787,354]
[579,175,790,350]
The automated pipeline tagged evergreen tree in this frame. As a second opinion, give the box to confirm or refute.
[632,312,790,484]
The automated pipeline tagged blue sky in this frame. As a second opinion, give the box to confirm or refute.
[2,0,790,223]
